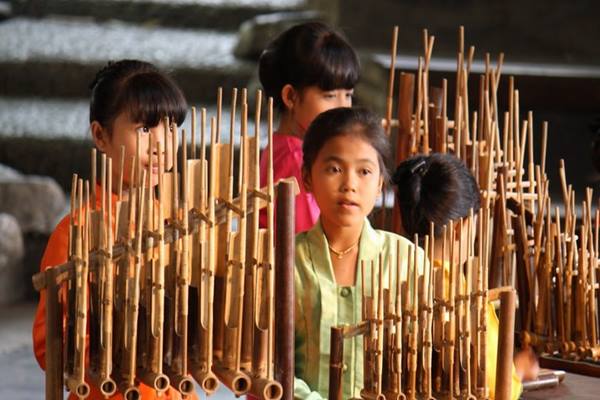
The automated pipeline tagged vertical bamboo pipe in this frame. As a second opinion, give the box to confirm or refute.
[275,179,295,400]
[45,266,64,400]
[329,327,345,400]
[495,290,516,400]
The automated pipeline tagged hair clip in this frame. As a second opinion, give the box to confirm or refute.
[410,159,427,175]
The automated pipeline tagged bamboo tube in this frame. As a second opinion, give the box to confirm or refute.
[218,94,253,395]
[45,266,64,400]
[140,125,169,393]
[90,155,116,397]
[385,26,399,137]
[396,73,415,162]
[446,221,456,400]
[167,127,194,396]
[329,326,345,400]
[461,212,476,400]
[241,100,258,372]
[217,87,222,141]
[66,180,90,398]
[274,178,295,400]
[377,254,385,395]
[91,148,97,207]
[495,290,516,400]
[422,233,435,400]
[191,117,219,394]
[407,235,419,400]
[554,206,566,344]
[191,106,197,159]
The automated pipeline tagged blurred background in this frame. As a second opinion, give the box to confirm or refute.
[0,0,599,398]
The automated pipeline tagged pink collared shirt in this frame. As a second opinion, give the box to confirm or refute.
[259,133,320,233]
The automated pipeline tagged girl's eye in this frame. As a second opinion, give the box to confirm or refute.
[360,168,372,176]
[323,92,337,99]
[327,165,342,173]
[136,126,151,135]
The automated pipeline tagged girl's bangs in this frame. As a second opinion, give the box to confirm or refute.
[311,44,360,91]
[122,73,187,128]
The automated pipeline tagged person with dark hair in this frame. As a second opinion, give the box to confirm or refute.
[392,153,538,400]
[258,21,360,233]
[294,107,426,399]
[33,60,193,400]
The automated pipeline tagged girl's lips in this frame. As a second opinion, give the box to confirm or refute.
[338,200,359,210]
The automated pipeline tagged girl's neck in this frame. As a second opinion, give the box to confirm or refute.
[321,217,363,251]
[277,112,304,139]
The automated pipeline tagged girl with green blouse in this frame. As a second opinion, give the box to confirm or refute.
[294,107,426,399]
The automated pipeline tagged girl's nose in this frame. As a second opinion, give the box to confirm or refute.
[341,172,357,192]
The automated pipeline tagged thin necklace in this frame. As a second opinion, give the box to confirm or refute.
[328,241,359,259]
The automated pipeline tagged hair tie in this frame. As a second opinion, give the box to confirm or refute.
[410,160,428,176]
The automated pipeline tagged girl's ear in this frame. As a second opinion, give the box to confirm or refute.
[91,121,110,152]
[281,84,297,111]
[453,218,466,241]
[302,166,312,192]
[377,175,384,195]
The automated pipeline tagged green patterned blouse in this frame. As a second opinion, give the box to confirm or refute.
[294,218,425,399]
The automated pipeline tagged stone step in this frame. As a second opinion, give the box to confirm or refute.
[0,96,266,142]
[0,95,269,193]
[10,0,304,30]
[0,17,256,101]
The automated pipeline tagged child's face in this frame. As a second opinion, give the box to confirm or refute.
[91,111,175,189]
[306,133,383,229]
[286,85,353,134]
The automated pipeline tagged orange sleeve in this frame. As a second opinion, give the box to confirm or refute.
[32,214,70,370]
[32,211,201,400]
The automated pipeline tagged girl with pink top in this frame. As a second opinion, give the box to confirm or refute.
[258,21,360,233]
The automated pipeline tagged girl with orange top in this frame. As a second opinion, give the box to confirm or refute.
[32,59,193,399]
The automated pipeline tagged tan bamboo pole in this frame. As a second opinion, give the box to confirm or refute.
[540,122,548,177]
[66,180,90,398]
[423,234,435,400]
[385,26,399,137]
[475,208,486,397]
[495,290,516,400]
[241,97,257,373]
[407,235,419,400]
[191,106,197,159]
[217,87,223,141]
[388,240,406,400]
[139,125,169,393]
[527,111,536,212]
[376,254,385,396]
[91,155,116,397]
[245,96,282,399]
[554,207,566,345]
[168,127,194,395]
[446,221,456,400]
[462,212,476,400]
[91,148,97,207]
[191,117,219,394]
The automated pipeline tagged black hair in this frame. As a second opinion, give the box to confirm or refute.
[392,153,481,237]
[302,107,390,182]
[258,21,359,111]
[89,60,187,135]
